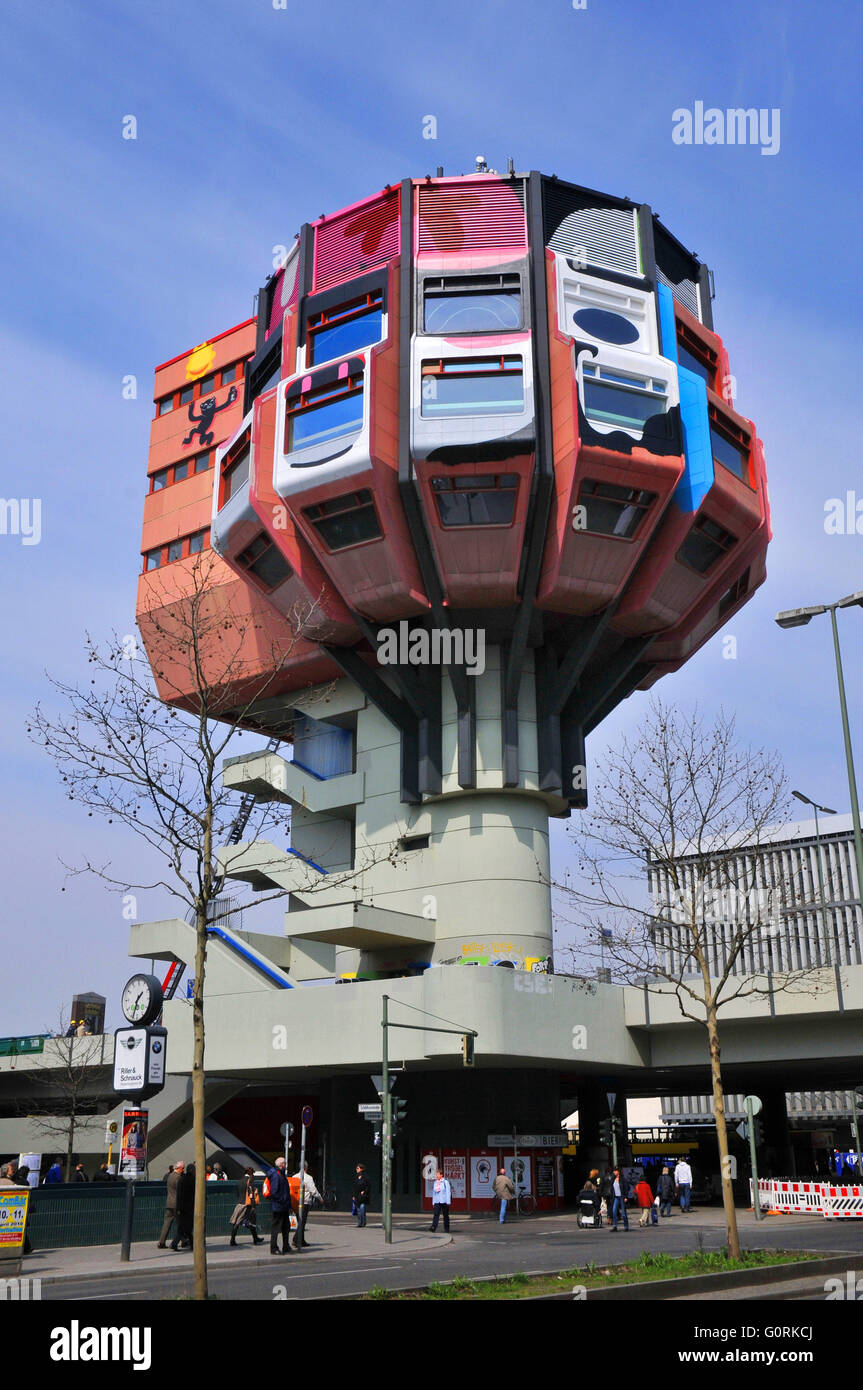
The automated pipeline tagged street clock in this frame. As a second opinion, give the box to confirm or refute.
[120,973,164,1027]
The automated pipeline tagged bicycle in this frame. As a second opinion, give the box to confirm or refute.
[514,1188,536,1215]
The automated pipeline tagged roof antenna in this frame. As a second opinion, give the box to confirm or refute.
[436,165,444,178]
[475,154,488,173]
[507,156,514,177]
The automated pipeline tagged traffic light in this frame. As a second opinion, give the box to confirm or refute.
[599,1118,613,1145]
[392,1098,407,1133]
[462,1033,475,1067]
[611,1116,625,1139]
[752,1115,764,1148]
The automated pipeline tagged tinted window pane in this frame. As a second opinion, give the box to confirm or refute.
[310,504,381,550]
[290,392,363,450]
[152,470,168,491]
[199,374,216,395]
[677,341,713,386]
[221,364,237,384]
[582,497,646,539]
[435,487,517,527]
[167,539,183,562]
[710,426,747,480]
[173,461,189,482]
[188,532,205,555]
[247,545,292,590]
[583,379,665,429]
[573,308,639,345]
[194,453,211,473]
[145,550,161,570]
[424,291,520,334]
[223,447,250,502]
[422,370,524,417]
[310,307,383,365]
[157,397,173,416]
[678,529,726,574]
[179,386,194,405]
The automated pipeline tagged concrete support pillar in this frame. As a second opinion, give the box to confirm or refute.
[760,1087,793,1178]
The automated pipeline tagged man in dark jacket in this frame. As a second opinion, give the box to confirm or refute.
[353,1164,371,1228]
[266,1157,294,1254]
[173,1163,196,1251]
[657,1166,675,1217]
[73,1163,89,1183]
[157,1160,184,1247]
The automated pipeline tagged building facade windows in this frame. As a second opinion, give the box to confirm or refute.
[431,473,519,527]
[221,439,251,505]
[303,489,381,551]
[236,533,293,591]
[675,322,718,391]
[154,360,247,418]
[423,273,521,334]
[420,356,524,418]
[709,410,751,484]
[307,291,384,366]
[676,515,737,574]
[142,528,209,571]
[286,375,364,452]
[577,479,657,539]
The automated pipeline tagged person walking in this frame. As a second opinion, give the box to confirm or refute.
[73,1163,89,1183]
[209,1162,227,1182]
[634,1176,654,1227]
[292,1163,321,1249]
[353,1164,371,1228]
[674,1158,693,1213]
[157,1160,184,1248]
[657,1166,675,1217]
[43,1159,62,1185]
[610,1167,629,1231]
[493,1167,515,1224]
[266,1157,294,1254]
[598,1168,614,1223]
[230,1167,263,1246]
[430,1170,452,1232]
[173,1162,196,1251]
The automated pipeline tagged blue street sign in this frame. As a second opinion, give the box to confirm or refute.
[302,1105,313,1127]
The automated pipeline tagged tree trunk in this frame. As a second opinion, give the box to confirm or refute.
[65,1106,76,1183]
[707,1004,741,1260]
[192,912,208,1300]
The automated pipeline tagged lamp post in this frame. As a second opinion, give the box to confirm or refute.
[791,790,838,966]
[776,592,863,942]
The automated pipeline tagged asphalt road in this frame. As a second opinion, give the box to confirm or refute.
[45,1213,863,1301]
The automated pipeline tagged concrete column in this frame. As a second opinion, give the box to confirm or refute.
[760,1087,793,1177]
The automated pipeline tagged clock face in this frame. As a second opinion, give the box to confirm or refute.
[121,974,163,1025]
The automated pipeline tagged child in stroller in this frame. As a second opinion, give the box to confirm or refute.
[577,1179,602,1228]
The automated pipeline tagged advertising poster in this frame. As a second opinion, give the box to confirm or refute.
[0,1190,30,1251]
[536,1153,556,1198]
[470,1153,495,1200]
[119,1108,149,1178]
[502,1153,532,1195]
[442,1153,466,1199]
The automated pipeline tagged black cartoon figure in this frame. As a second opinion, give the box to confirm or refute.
[182,386,237,448]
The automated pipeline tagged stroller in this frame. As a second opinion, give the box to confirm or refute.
[577,1193,602,1228]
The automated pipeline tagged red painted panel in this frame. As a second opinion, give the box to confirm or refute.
[416,177,527,255]
[312,188,400,292]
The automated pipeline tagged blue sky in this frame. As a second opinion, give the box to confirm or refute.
[1,0,861,1034]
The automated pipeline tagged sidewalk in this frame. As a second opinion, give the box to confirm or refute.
[26,1215,452,1285]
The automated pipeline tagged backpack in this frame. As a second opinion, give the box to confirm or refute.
[263,1176,271,1198]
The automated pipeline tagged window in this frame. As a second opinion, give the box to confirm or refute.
[677,515,737,574]
[179,386,194,406]
[236,534,293,591]
[286,374,364,452]
[676,323,717,390]
[194,450,213,474]
[423,273,521,334]
[156,396,173,416]
[718,568,750,618]
[151,469,169,491]
[577,479,656,539]
[431,473,519,527]
[221,364,237,384]
[582,362,668,431]
[149,452,212,492]
[420,357,524,418]
[141,529,209,572]
[709,411,750,483]
[198,373,216,395]
[221,441,251,504]
[307,291,384,365]
[304,490,381,551]
[153,362,244,418]
[173,460,189,482]
[572,308,639,345]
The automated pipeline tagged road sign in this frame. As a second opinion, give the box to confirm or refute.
[606,1091,616,1113]
[280,1121,295,1138]
[736,1122,749,1141]
[359,1103,383,1114]
[744,1094,763,1116]
[105,1120,119,1146]
[302,1105,313,1127]
[371,1074,396,1095]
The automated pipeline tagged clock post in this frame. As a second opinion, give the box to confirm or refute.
[113,974,169,1260]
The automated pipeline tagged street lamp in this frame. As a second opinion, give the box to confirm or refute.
[791,790,838,966]
[776,592,863,939]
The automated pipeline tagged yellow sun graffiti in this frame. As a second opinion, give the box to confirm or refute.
[185,341,215,381]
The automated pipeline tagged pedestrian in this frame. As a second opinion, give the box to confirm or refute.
[75,1021,91,1037]
[92,1162,117,1183]
[674,1158,693,1212]
[157,1159,184,1248]
[230,1167,263,1246]
[209,1162,227,1182]
[610,1167,629,1231]
[43,1159,63,1185]
[173,1162,196,1251]
[0,1163,28,1189]
[634,1176,654,1227]
[598,1168,614,1221]
[265,1156,294,1254]
[353,1164,371,1228]
[292,1163,321,1249]
[73,1163,89,1183]
[12,1166,30,1187]
[493,1167,515,1224]
[430,1170,452,1232]
[657,1166,674,1217]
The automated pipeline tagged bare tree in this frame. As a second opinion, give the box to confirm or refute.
[30,553,399,1298]
[554,699,833,1259]
[23,1016,107,1182]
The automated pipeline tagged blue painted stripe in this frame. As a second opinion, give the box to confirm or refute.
[657,283,713,514]
[285,847,328,874]
[205,926,293,988]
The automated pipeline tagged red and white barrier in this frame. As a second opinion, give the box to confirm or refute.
[749,1178,863,1217]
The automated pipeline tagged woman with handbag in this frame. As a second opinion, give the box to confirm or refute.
[230,1167,263,1246]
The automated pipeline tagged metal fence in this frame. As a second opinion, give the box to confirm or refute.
[23,1181,271,1250]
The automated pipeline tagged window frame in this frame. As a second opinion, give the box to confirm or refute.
[430,472,520,529]
[675,318,719,393]
[575,478,657,542]
[148,450,214,493]
[235,533,294,592]
[306,290,385,368]
[140,528,210,572]
[284,372,365,455]
[219,429,253,509]
[422,271,523,336]
[420,355,525,419]
[708,406,753,487]
[153,359,247,419]
[303,489,382,553]
[581,361,670,433]
[676,514,738,576]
